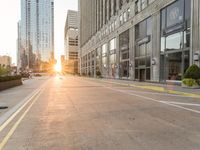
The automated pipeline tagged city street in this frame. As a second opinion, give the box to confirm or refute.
[0,75,200,150]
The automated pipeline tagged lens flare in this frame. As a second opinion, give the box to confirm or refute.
[54,64,62,72]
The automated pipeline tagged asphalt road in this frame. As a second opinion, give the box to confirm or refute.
[0,75,200,150]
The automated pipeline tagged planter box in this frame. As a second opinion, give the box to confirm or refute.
[182,83,200,89]
[0,79,22,91]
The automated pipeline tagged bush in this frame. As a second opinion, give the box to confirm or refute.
[184,64,200,80]
[0,75,22,82]
[182,78,199,87]
[0,67,9,76]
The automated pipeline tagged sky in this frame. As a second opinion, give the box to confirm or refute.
[0,0,78,65]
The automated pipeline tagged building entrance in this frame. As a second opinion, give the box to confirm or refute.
[139,69,145,82]
[166,52,182,80]
[120,61,129,78]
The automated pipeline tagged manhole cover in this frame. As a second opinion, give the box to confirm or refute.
[0,106,8,109]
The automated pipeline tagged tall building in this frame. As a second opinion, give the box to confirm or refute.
[0,56,12,68]
[64,10,78,61]
[18,0,54,71]
[79,0,200,83]
[64,10,79,74]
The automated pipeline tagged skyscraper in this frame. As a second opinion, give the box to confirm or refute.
[64,10,79,74]
[64,10,78,61]
[18,0,54,71]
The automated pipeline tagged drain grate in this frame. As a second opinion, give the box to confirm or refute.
[0,106,8,109]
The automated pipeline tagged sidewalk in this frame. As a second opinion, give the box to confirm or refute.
[96,78,200,99]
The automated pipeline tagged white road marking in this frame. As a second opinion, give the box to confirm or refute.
[160,101,200,107]
[105,86,200,114]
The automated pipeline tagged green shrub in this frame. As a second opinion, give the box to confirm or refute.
[0,75,22,82]
[0,67,9,76]
[184,64,200,80]
[182,78,199,87]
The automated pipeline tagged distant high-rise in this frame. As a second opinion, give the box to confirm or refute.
[64,10,79,74]
[64,10,78,61]
[18,0,54,71]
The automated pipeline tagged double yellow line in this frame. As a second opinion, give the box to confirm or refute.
[0,88,43,150]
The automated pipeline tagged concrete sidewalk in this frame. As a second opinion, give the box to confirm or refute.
[91,78,200,99]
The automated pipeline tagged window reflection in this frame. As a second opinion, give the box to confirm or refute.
[166,0,184,27]
[160,0,191,81]
[161,37,165,53]
[166,32,182,51]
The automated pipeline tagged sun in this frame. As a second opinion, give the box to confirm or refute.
[54,64,62,72]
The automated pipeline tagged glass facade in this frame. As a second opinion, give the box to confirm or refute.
[119,30,129,78]
[160,0,191,81]
[96,48,101,75]
[20,0,54,71]
[135,17,152,81]
[109,38,117,78]
[102,44,108,77]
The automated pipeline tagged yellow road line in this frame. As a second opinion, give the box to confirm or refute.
[0,89,41,133]
[0,89,43,150]
[0,78,49,133]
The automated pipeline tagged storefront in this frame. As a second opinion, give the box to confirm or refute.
[102,43,108,77]
[119,30,130,78]
[109,38,117,78]
[135,17,152,81]
[96,48,101,75]
[160,0,191,82]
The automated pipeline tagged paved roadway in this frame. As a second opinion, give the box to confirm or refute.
[0,75,200,150]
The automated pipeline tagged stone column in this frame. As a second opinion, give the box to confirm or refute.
[94,49,97,77]
[191,0,200,66]
[151,12,161,82]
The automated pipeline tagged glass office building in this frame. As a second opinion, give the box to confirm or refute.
[18,0,54,71]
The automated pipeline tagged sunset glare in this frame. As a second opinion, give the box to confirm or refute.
[54,63,62,72]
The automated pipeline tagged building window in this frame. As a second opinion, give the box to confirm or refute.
[102,44,108,76]
[135,17,152,81]
[123,12,127,22]
[127,8,131,19]
[119,30,130,78]
[109,38,117,78]
[166,32,182,51]
[166,0,184,28]
[135,17,152,41]
[160,0,191,81]
[135,0,149,14]
[120,15,123,25]
[141,0,147,10]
